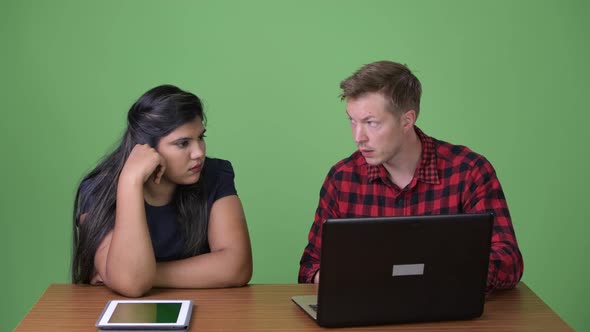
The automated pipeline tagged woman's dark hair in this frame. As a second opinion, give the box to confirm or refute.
[71,84,208,283]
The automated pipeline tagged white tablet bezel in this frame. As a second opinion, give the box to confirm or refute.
[96,299,193,329]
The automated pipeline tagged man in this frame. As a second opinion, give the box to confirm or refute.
[298,61,523,293]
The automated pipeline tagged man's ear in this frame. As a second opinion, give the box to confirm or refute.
[402,110,417,130]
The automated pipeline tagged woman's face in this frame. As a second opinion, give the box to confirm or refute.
[156,117,206,185]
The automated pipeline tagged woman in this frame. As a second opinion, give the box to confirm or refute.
[72,85,252,297]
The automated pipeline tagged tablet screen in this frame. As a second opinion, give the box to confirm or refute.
[96,299,192,329]
[109,302,182,323]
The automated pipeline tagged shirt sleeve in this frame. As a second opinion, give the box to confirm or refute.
[205,158,238,210]
[464,156,524,293]
[298,169,340,283]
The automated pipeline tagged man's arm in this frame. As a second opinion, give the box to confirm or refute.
[464,157,524,293]
[299,175,340,283]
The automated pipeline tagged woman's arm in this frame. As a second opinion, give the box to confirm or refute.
[154,195,253,288]
[93,144,166,297]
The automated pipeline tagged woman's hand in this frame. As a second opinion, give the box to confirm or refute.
[120,144,166,185]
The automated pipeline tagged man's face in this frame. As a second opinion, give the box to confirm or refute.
[346,92,412,166]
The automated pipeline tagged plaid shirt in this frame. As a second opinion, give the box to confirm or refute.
[298,127,523,293]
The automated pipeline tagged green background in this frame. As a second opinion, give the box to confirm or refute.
[1,0,588,331]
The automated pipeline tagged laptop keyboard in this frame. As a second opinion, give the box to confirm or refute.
[309,304,318,312]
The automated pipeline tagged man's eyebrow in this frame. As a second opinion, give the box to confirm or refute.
[345,111,377,122]
[360,116,377,122]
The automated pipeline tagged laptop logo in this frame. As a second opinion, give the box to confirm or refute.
[392,263,424,277]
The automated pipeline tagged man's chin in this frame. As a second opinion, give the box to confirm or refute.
[362,156,383,166]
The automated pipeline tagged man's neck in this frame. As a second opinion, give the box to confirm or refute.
[383,129,422,189]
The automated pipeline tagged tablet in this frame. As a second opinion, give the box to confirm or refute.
[96,299,193,330]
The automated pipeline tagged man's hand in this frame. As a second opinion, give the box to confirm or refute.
[313,270,320,284]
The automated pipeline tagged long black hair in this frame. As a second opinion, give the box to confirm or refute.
[72,85,209,283]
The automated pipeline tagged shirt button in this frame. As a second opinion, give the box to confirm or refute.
[397,198,404,207]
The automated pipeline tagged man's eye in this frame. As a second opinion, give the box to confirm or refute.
[368,121,378,127]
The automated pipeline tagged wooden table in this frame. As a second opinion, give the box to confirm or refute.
[16,283,572,331]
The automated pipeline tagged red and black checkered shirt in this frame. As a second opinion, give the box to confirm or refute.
[298,127,523,293]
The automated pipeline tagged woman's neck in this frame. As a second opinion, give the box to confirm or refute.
[143,179,176,207]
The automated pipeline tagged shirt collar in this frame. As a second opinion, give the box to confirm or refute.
[364,126,440,185]
[414,126,440,184]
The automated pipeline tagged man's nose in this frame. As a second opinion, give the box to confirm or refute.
[354,125,367,145]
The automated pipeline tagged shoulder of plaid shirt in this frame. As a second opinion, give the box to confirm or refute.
[298,126,524,294]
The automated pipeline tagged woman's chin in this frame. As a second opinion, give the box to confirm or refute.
[181,174,201,185]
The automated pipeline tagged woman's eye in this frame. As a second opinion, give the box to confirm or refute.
[177,141,189,148]
[199,134,207,141]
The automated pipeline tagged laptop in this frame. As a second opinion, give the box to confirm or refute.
[292,213,493,327]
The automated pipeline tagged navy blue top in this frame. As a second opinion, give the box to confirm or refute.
[79,157,237,261]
